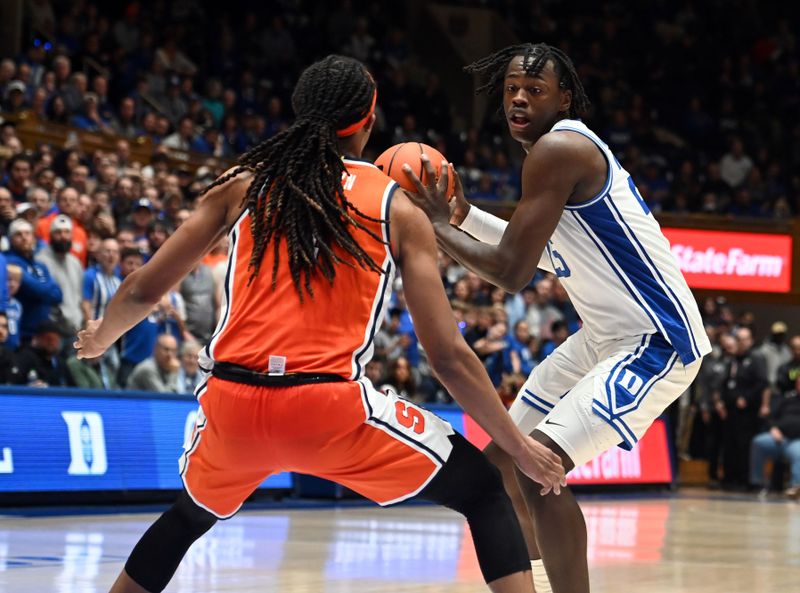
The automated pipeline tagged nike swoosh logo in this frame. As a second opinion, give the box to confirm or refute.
[544,417,565,428]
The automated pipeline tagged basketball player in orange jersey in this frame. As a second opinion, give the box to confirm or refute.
[75,55,565,593]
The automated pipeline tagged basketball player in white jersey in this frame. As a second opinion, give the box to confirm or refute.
[404,43,711,593]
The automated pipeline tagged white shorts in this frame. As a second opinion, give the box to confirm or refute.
[508,329,700,468]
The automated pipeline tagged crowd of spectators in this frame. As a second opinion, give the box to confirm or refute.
[0,119,216,391]
[0,1,798,491]
[0,0,796,216]
[688,303,800,500]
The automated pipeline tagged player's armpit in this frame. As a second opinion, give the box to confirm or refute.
[493,134,586,291]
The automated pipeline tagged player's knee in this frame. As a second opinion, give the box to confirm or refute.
[173,491,218,536]
[455,461,508,517]
[421,433,516,520]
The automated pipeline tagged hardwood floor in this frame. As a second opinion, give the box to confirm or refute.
[1,493,798,592]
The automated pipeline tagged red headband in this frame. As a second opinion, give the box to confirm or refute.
[336,89,377,137]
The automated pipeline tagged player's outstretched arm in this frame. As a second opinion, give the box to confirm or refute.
[405,135,583,293]
[75,171,250,359]
[391,191,565,494]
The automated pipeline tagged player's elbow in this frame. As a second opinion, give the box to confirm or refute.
[121,270,162,307]
[494,262,531,293]
[489,251,532,293]
[426,339,469,383]
[428,356,461,385]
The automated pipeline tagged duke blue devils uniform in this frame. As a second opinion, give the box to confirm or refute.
[462,119,711,466]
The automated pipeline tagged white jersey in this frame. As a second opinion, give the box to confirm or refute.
[537,119,711,365]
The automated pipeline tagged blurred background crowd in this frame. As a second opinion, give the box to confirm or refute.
[0,0,798,496]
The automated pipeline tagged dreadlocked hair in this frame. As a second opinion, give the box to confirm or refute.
[464,43,590,119]
[200,55,384,301]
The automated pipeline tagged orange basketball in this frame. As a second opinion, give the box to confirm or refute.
[375,142,454,197]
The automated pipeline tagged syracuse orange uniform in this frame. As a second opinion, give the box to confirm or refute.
[180,158,455,518]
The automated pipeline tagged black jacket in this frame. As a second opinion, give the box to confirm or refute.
[13,346,72,387]
[772,391,800,440]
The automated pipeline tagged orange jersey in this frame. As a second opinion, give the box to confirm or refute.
[37,213,89,267]
[204,158,398,379]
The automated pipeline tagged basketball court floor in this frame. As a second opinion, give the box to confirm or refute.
[1,492,798,592]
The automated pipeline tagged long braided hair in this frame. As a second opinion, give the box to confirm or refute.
[464,43,590,119]
[199,55,384,301]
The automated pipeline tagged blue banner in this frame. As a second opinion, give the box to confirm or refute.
[0,388,293,492]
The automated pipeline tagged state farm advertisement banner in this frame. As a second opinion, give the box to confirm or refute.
[461,414,673,485]
[567,418,673,485]
[662,228,792,293]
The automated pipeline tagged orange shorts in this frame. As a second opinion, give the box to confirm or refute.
[179,376,456,518]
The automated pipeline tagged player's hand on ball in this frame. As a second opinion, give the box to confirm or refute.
[402,155,451,226]
[513,435,567,496]
[447,165,471,226]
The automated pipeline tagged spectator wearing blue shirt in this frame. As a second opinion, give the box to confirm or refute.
[4,219,62,340]
[116,247,152,386]
[474,321,514,387]
[0,252,8,313]
[81,238,121,322]
[82,238,122,379]
[0,312,18,383]
[69,93,114,134]
[540,320,569,360]
[509,320,537,377]
[391,281,419,367]
[5,264,22,350]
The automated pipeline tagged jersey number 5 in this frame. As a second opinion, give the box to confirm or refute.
[395,401,425,434]
[546,241,571,278]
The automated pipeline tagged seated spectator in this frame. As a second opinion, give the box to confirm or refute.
[470,173,500,201]
[364,358,385,388]
[749,375,800,499]
[374,307,407,361]
[176,340,203,394]
[66,353,118,390]
[5,263,22,350]
[112,97,142,138]
[509,320,537,376]
[129,198,155,241]
[146,219,171,255]
[3,80,29,113]
[36,186,89,266]
[3,154,32,203]
[0,252,7,312]
[775,335,800,397]
[4,219,62,341]
[16,201,39,226]
[720,137,753,190]
[0,187,17,235]
[162,115,196,151]
[14,320,70,387]
[35,215,84,334]
[540,319,569,359]
[70,93,114,134]
[0,312,18,383]
[380,356,419,402]
[82,238,121,322]
[127,333,180,393]
[180,263,215,343]
[118,248,154,385]
[474,320,513,386]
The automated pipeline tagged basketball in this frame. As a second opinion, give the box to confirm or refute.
[375,142,454,197]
